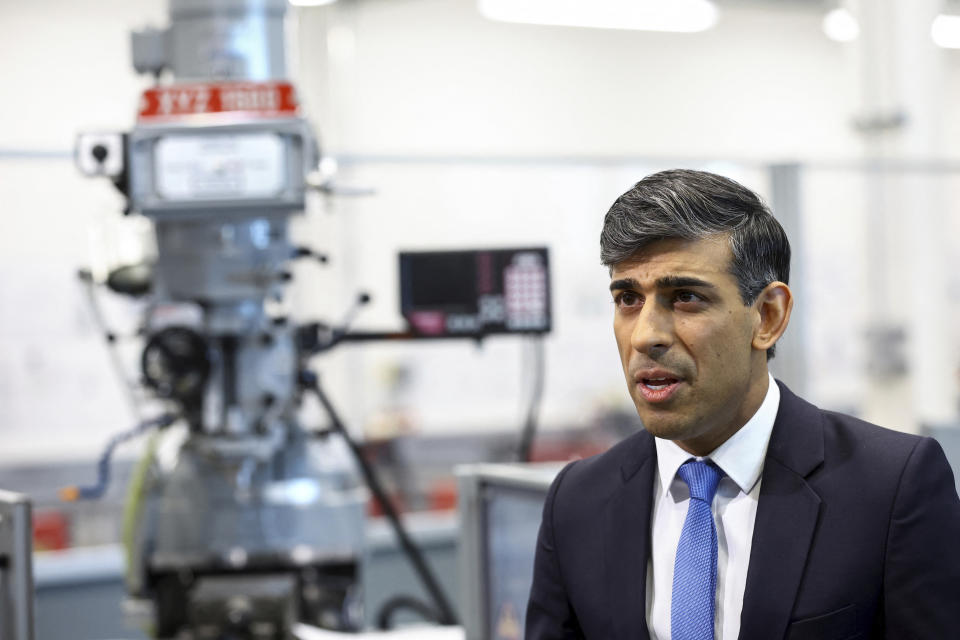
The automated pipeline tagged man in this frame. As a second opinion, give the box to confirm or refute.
[525,169,960,639]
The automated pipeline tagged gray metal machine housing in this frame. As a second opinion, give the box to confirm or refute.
[78,0,368,638]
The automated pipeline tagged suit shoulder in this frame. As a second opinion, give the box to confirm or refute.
[779,381,921,451]
[551,429,654,505]
[819,408,925,462]
[806,405,949,492]
[774,382,934,483]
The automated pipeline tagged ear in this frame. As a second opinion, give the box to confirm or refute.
[752,281,793,352]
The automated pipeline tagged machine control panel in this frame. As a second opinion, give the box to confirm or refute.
[399,248,551,337]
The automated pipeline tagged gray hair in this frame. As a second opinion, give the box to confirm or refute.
[600,169,790,357]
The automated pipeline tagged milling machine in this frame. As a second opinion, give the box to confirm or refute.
[76,1,366,637]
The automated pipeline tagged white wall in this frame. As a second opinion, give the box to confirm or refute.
[1,0,958,463]
[296,0,864,160]
[0,0,165,149]
[0,0,166,463]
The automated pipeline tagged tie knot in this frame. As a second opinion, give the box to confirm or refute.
[677,460,722,503]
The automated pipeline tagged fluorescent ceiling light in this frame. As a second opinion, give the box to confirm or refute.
[822,7,859,43]
[289,0,337,7]
[932,13,960,48]
[478,0,719,34]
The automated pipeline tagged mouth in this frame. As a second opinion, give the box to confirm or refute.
[633,372,684,403]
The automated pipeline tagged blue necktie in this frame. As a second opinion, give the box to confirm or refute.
[671,460,722,640]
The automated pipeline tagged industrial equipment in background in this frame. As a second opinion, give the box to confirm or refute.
[71,1,551,639]
[0,490,34,640]
[75,0,369,636]
[456,464,558,640]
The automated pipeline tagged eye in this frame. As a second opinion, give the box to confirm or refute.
[673,290,705,306]
[614,291,642,310]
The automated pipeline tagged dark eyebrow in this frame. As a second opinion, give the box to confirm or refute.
[655,276,716,290]
[609,278,639,292]
[609,276,717,292]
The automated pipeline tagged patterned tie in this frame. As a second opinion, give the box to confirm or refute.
[671,459,722,640]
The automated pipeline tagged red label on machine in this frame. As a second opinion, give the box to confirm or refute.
[138,81,299,120]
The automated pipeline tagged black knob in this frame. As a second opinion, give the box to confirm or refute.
[141,327,210,404]
[91,144,108,164]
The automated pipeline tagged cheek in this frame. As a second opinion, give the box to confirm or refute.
[676,316,747,362]
[613,319,633,366]
[674,317,711,350]
[718,319,755,365]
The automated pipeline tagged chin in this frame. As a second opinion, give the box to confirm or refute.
[637,414,692,441]
[633,400,679,434]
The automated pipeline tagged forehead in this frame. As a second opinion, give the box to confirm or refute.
[609,235,734,284]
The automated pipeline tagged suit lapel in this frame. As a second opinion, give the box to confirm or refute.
[738,382,825,640]
[604,431,657,640]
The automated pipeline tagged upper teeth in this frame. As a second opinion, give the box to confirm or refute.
[645,379,670,389]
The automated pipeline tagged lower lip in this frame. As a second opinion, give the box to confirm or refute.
[636,380,683,403]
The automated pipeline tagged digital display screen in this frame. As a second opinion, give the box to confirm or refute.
[406,253,478,308]
[399,248,551,336]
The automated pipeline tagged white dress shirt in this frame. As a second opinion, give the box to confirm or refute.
[646,374,780,640]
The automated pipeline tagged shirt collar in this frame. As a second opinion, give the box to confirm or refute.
[654,373,780,496]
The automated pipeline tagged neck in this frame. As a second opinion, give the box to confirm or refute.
[676,368,770,456]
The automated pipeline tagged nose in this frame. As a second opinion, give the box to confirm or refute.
[630,302,673,359]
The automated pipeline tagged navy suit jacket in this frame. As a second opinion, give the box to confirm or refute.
[526,381,960,639]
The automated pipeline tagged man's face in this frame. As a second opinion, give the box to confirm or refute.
[610,235,769,455]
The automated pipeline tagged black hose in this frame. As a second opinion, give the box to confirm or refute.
[375,595,442,630]
[302,373,459,626]
[517,336,546,463]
